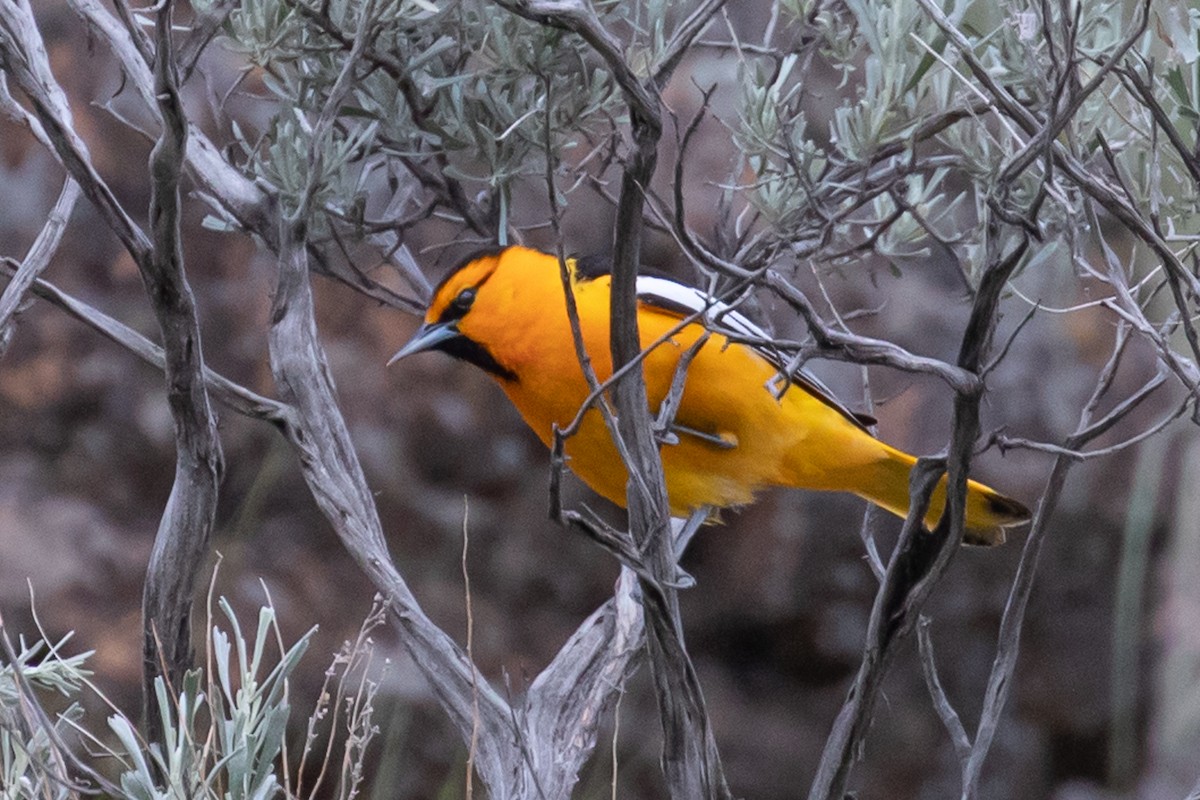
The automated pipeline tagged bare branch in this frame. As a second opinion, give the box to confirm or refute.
[1116,60,1200,187]
[809,222,1029,800]
[652,0,727,87]
[961,326,1179,798]
[0,1,152,265]
[0,262,296,428]
[523,569,644,794]
[0,69,52,149]
[68,0,426,314]
[3,0,1195,796]
[177,0,237,81]
[68,0,271,232]
[268,217,521,790]
[600,28,733,800]
[504,2,731,794]
[139,0,224,742]
[917,616,973,764]
[808,458,947,800]
[764,271,980,393]
[0,177,80,357]
[997,0,1151,183]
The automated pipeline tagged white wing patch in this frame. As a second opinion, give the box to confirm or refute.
[635,276,770,339]
[635,275,874,434]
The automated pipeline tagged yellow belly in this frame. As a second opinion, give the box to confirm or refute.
[499,309,879,515]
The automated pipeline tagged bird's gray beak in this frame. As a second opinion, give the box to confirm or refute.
[387,321,461,366]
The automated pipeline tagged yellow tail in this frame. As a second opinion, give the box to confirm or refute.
[849,445,1030,546]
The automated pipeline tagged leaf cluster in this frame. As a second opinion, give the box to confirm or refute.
[0,599,384,800]
[222,0,624,224]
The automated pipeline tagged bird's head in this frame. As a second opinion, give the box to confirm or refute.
[389,246,539,381]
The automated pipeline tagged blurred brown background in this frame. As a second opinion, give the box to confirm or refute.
[3,3,1199,798]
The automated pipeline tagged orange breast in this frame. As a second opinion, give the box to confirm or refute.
[497,297,842,514]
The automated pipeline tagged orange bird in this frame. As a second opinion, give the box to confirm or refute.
[392,246,1029,545]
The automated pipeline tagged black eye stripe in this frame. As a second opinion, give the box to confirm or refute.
[438,286,477,323]
[434,254,501,324]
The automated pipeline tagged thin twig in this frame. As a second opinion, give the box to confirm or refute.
[463,498,480,800]
[917,616,973,764]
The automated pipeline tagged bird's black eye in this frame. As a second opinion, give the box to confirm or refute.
[437,286,478,324]
[453,287,477,311]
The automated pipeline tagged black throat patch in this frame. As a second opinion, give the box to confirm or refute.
[435,335,519,383]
